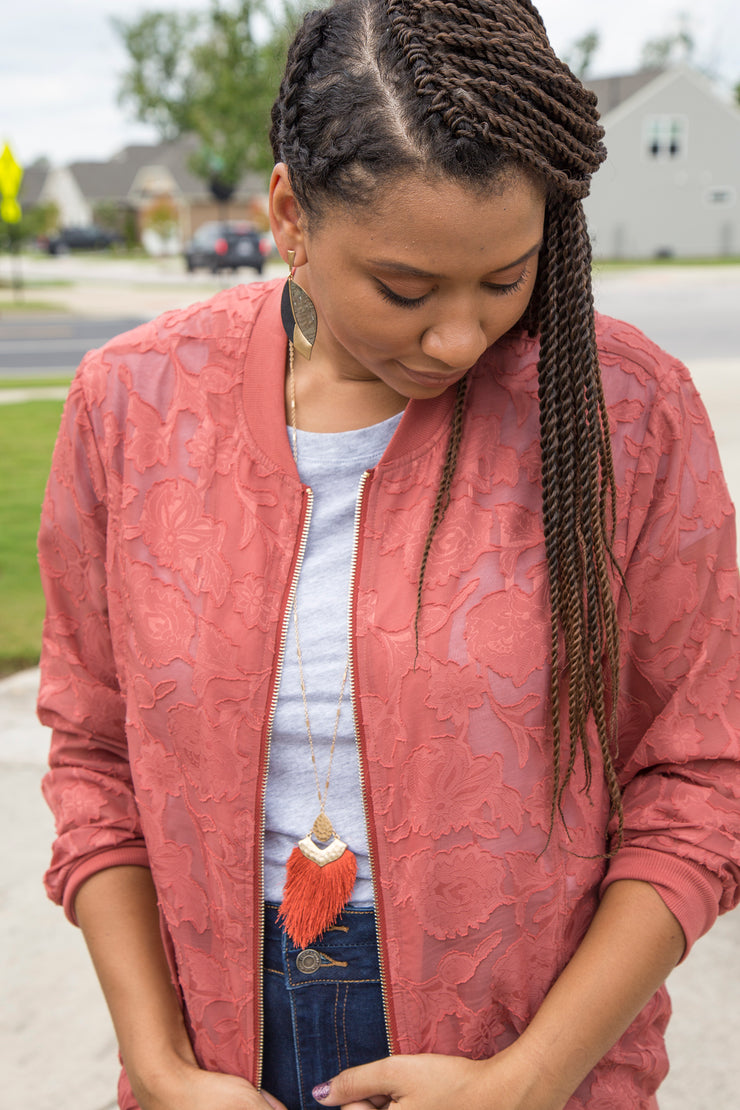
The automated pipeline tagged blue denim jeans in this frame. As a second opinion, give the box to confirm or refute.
[261,903,390,1110]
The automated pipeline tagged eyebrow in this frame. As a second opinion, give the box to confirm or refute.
[366,239,543,280]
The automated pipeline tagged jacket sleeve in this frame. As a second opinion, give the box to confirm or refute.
[602,355,740,954]
[38,362,148,924]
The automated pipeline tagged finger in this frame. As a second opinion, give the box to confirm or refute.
[340,1100,391,1110]
[313,1059,396,1107]
[260,1090,289,1110]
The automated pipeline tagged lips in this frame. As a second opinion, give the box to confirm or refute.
[400,363,467,388]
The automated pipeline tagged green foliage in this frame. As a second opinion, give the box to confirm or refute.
[0,201,59,253]
[0,399,65,673]
[92,199,140,249]
[113,0,315,190]
[113,10,201,142]
[564,31,601,80]
[640,11,695,69]
[140,197,180,240]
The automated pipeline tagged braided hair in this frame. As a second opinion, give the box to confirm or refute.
[271,0,623,843]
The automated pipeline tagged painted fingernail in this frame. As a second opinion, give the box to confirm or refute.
[312,1082,332,1101]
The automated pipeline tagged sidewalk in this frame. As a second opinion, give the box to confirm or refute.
[2,670,119,1110]
[2,666,739,1110]
[1,252,283,321]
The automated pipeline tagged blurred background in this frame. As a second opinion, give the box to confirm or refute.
[1,2,739,1108]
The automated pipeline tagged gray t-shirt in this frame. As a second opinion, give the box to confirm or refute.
[263,411,403,905]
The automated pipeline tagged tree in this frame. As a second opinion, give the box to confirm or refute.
[93,199,138,249]
[113,10,201,142]
[0,202,59,254]
[639,11,695,70]
[564,30,601,81]
[114,0,314,198]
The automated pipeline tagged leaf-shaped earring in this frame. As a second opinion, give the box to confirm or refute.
[281,249,317,360]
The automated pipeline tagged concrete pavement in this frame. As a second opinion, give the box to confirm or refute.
[2,258,740,1108]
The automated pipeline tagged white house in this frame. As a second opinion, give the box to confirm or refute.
[584,67,740,259]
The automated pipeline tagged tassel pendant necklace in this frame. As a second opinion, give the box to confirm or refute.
[277,341,357,949]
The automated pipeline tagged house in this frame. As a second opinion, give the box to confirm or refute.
[583,66,740,259]
[19,135,267,251]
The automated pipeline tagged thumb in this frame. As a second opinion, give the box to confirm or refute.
[313,1059,395,1107]
[261,1091,289,1110]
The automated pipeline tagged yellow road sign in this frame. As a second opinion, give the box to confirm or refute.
[0,143,23,224]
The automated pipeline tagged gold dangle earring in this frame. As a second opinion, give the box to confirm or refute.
[281,249,317,360]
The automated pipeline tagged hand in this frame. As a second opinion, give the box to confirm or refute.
[311,1050,556,1110]
[131,1055,289,1110]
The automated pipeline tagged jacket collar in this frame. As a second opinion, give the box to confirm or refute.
[242,280,458,476]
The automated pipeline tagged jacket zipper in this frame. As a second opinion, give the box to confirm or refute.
[349,470,395,1053]
[255,485,313,1088]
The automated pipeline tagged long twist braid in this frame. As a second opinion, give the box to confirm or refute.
[414,375,470,654]
[537,199,621,835]
[272,0,623,844]
[385,0,605,195]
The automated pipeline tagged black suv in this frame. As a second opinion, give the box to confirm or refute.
[184,221,268,274]
[44,226,122,254]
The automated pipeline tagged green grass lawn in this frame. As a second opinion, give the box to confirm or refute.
[0,376,72,390]
[0,299,70,313]
[594,256,740,270]
[0,399,65,675]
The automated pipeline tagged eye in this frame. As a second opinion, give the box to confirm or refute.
[484,268,529,296]
[377,282,430,309]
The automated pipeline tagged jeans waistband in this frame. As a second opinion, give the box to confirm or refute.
[264,902,381,987]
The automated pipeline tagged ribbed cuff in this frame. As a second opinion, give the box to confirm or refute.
[601,846,724,959]
[63,843,151,925]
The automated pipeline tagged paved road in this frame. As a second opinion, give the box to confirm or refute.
[593,263,740,364]
[0,316,146,376]
[592,265,740,510]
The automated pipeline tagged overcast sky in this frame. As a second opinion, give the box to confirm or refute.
[2,0,740,170]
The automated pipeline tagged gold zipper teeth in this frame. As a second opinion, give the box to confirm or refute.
[349,470,394,1053]
[256,486,313,1087]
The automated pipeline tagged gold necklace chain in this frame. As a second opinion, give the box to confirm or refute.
[288,340,350,830]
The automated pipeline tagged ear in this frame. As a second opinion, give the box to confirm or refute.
[269,163,308,267]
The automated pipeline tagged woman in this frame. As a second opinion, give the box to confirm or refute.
[39,2,740,1109]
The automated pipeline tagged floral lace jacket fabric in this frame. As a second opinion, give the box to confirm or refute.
[39,281,740,1109]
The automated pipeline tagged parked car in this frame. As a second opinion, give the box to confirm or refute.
[42,226,122,254]
[184,220,270,274]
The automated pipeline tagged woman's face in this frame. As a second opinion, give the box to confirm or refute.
[275,169,546,401]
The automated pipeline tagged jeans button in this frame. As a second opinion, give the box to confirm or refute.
[296,948,321,974]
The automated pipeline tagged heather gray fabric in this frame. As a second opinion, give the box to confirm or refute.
[264,413,402,905]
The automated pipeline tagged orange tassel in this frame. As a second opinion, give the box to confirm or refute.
[278,833,357,949]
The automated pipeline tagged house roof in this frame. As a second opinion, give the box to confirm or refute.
[585,65,740,134]
[584,69,665,116]
[18,163,49,207]
[66,135,265,203]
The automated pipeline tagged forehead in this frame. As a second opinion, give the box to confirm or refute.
[312,171,546,272]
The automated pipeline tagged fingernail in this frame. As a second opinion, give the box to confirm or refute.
[312,1081,331,1101]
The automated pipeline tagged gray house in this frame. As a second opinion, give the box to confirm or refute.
[20,136,266,251]
[583,66,740,259]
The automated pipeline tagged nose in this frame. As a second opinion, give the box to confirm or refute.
[420,307,488,371]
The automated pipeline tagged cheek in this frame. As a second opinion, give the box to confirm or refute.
[336,302,419,353]
[483,297,531,342]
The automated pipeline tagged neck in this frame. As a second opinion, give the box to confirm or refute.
[286,350,407,433]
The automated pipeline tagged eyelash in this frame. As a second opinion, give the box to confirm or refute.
[377,269,529,309]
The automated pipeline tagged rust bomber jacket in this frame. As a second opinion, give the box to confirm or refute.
[39,279,740,1108]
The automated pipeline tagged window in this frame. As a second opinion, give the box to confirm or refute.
[704,186,736,208]
[644,115,687,160]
